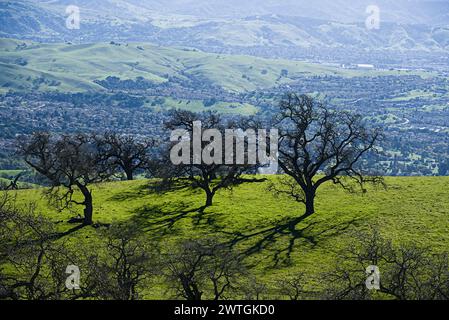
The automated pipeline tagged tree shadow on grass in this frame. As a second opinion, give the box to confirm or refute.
[129,201,209,236]
[107,180,199,203]
[107,183,154,202]
[223,213,362,267]
[42,223,87,242]
[191,209,223,230]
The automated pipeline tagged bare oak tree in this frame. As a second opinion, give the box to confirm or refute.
[18,132,113,225]
[274,93,384,219]
[163,110,255,207]
[85,223,158,300]
[276,273,308,300]
[164,238,244,300]
[95,132,155,181]
[0,196,79,300]
[0,195,158,300]
[323,228,449,300]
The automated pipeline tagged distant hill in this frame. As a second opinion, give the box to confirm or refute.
[33,0,449,25]
[1,1,448,64]
[0,38,410,93]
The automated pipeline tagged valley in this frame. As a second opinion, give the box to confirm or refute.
[1,38,448,177]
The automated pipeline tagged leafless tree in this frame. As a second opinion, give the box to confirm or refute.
[240,276,269,300]
[18,132,114,225]
[164,238,244,300]
[1,195,159,300]
[84,223,158,300]
[95,132,156,181]
[163,110,256,207]
[274,93,384,219]
[0,195,79,300]
[322,228,449,300]
[276,273,309,300]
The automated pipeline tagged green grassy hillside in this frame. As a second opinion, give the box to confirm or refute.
[10,175,449,298]
[146,97,258,115]
[0,38,419,94]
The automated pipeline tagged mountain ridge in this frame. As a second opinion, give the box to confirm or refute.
[2,1,448,52]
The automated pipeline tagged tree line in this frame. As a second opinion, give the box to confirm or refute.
[2,93,418,300]
[15,94,384,225]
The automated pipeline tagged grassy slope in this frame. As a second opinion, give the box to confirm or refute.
[0,38,421,94]
[0,169,23,176]
[146,97,258,115]
[10,176,449,298]
[0,170,39,188]
[0,177,38,189]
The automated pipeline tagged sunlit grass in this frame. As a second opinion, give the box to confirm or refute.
[8,175,449,298]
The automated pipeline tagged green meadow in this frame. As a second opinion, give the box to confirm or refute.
[145,97,258,115]
[9,175,449,298]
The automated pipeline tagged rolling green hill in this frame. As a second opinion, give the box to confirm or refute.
[0,38,418,94]
[9,175,449,298]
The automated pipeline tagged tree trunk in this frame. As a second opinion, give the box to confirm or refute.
[304,189,315,217]
[78,184,93,225]
[124,168,134,181]
[181,275,202,300]
[205,190,214,207]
